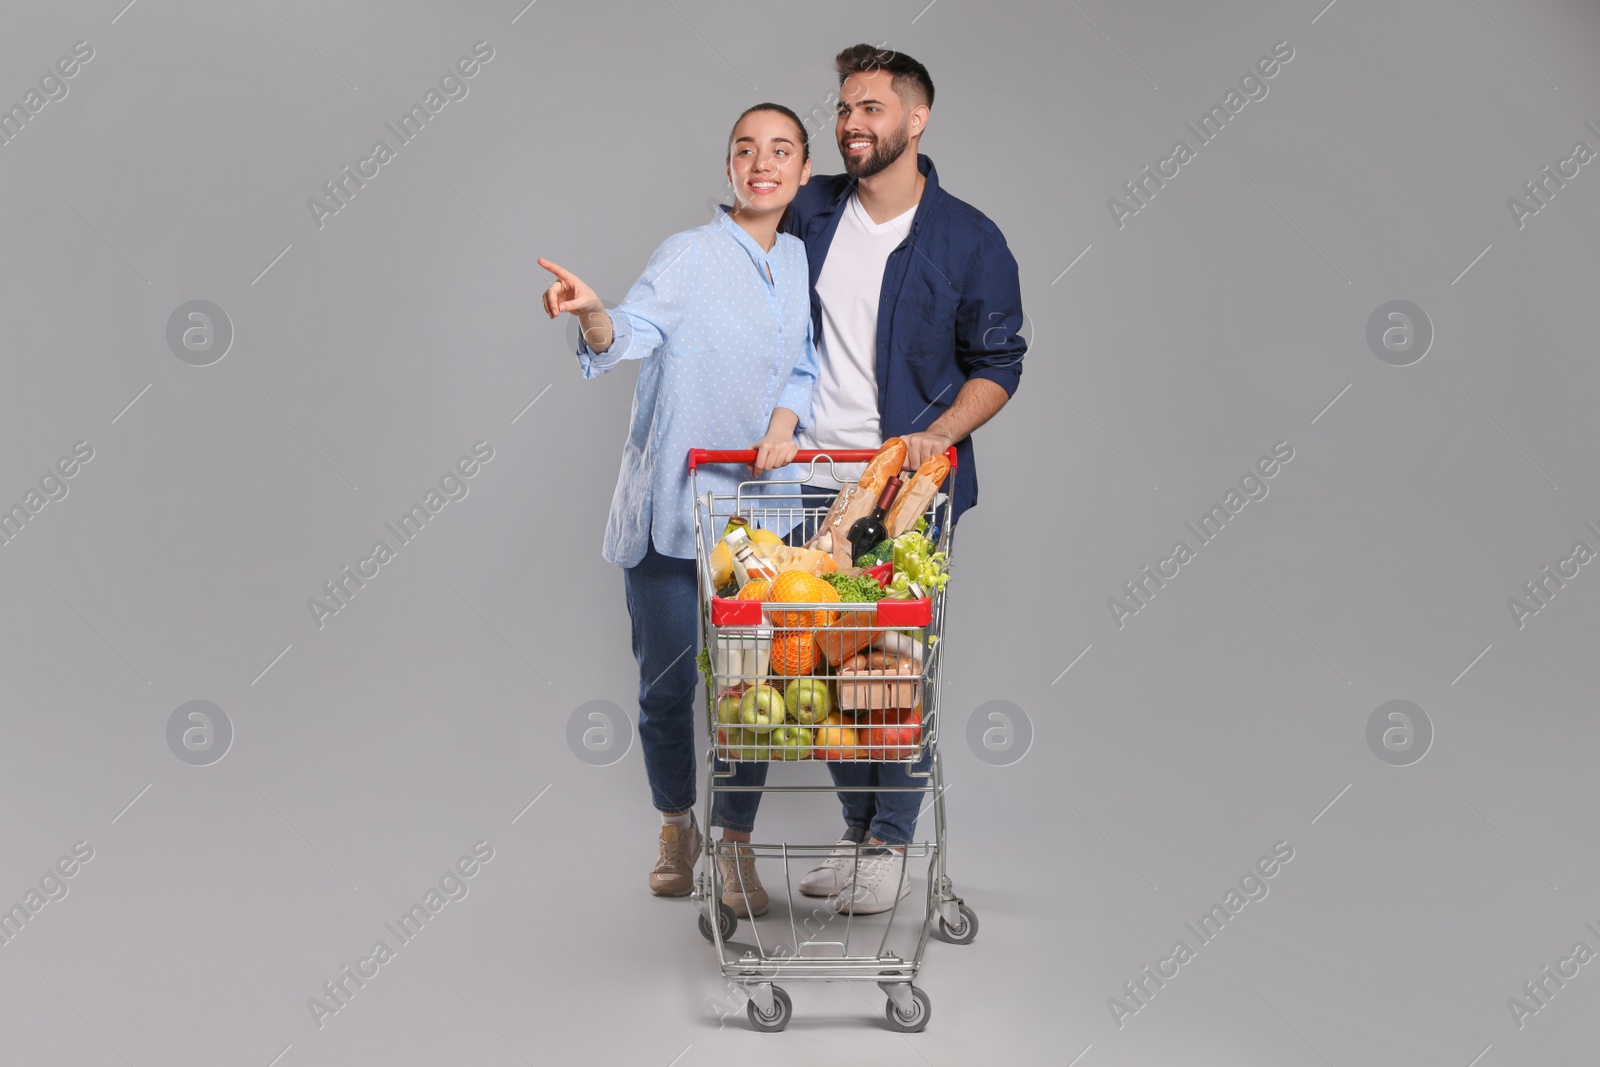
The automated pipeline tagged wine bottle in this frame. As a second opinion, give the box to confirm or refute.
[848,476,903,564]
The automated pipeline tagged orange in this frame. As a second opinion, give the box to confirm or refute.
[767,571,816,626]
[768,572,838,627]
[770,631,816,676]
[735,579,771,601]
[811,579,841,627]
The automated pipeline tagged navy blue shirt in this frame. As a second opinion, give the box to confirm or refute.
[785,153,1026,525]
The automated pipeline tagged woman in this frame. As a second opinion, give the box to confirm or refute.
[539,104,815,919]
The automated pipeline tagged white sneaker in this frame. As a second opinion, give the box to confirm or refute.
[798,838,863,897]
[831,848,913,915]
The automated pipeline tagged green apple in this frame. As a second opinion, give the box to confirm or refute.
[716,690,744,726]
[740,684,785,731]
[772,725,811,760]
[784,677,831,725]
[735,729,771,761]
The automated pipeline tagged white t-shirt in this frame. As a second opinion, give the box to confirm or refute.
[797,193,918,489]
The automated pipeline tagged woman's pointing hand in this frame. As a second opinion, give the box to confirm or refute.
[538,258,602,319]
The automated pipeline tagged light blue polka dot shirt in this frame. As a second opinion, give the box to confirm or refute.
[577,206,818,568]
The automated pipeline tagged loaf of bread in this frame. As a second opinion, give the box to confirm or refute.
[856,438,907,496]
[884,454,951,537]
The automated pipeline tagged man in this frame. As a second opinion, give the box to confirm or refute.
[784,44,1026,913]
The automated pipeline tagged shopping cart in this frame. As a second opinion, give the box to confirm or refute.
[687,447,979,1033]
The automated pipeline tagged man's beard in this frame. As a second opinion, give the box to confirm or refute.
[841,122,910,179]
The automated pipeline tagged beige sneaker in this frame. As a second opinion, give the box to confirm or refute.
[716,843,769,918]
[649,815,701,897]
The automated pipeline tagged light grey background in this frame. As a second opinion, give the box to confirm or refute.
[2,0,1598,1063]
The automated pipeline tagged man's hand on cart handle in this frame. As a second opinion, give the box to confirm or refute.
[538,257,613,352]
[901,431,955,472]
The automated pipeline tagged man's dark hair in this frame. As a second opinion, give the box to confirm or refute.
[726,102,810,162]
[834,44,934,110]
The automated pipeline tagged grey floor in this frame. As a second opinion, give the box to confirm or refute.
[7,523,1597,1065]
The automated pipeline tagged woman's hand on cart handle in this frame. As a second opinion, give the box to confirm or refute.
[750,408,801,477]
[538,257,613,352]
[750,434,798,478]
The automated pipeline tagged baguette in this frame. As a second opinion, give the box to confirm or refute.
[884,454,951,537]
[885,476,937,538]
[856,437,907,497]
[910,452,952,490]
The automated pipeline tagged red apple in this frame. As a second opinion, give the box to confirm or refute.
[866,707,922,760]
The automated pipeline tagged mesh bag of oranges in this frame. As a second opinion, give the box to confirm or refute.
[770,631,816,676]
[734,572,838,677]
[767,571,840,628]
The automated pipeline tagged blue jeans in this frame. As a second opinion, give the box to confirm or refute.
[829,746,934,847]
[784,484,944,848]
[623,536,766,832]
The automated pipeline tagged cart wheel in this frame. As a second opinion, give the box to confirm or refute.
[747,985,792,1032]
[885,986,931,1032]
[934,903,979,945]
[698,902,737,943]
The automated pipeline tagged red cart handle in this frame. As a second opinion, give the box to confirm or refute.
[688,446,958,472]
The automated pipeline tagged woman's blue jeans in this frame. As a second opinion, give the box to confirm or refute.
[623,536,766,832]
